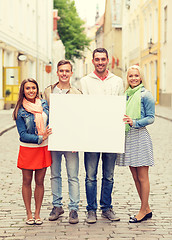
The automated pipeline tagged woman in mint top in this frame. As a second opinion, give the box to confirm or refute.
[117,65,155,223]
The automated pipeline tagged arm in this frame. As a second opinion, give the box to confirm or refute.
[118,78,124,96]
[16,115,43,144]
[132,91,155,128]
[124,91,155,128]
[80,78,89,94]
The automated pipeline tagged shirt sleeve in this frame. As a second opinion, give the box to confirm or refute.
[16,115,43,144]
[132,91,155,128]
[80,78,89,94]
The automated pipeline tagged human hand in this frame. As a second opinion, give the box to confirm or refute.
[43,126,52,141]
[123,115,133,126]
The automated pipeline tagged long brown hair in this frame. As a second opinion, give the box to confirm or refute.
[13,78,39,120]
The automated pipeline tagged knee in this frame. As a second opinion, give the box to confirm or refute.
[23,177,32,186]
[35,177,44,187]
[132,174,139,183]
[103,174,114,183]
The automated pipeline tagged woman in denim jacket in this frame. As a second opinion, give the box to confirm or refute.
[116,65,155,223]
[13,78,52,225]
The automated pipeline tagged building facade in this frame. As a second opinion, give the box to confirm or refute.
[159,0,172,107]
[104,0,122,77]
[122,0,172,108]
[0,0,53,109]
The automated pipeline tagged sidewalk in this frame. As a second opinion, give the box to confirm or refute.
[0,109,16,136]
[0,105,171,136]
[0,105,172,240]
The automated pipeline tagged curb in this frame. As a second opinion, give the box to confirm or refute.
[0,124,16,136]
[155,114,172,122]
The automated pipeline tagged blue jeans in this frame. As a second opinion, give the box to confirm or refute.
[84,152,117,212]
[51,151,80,211]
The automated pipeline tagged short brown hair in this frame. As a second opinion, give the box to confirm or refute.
[57,60,73,72]
[93,48,108,59]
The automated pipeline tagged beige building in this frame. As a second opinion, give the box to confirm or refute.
[104,0,122,77]
[159,0,172,107]
[0,0,53,109]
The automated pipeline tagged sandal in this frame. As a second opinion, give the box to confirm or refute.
[26,218,35,225]
[35,218,43,225]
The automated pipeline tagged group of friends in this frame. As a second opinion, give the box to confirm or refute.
[12,48,155,225]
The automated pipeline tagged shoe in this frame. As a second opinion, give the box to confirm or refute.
[35,218,43,225]
[48,206,64,221]
[101,209,120,221]
[146,212,152,219]
[26,218,35,225]
[86,211,97,224]
[130,212,152,220]
[129,215,147,223]
[69,210,79,224]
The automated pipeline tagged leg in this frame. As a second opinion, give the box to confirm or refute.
[34,168,47,219]
[50,151,63,207]
[22,169,33,220]
[131,166,151,220]
[100,153,116,211]
[129,167,141,200]
[64,152,80,211]
[84,152,100,212]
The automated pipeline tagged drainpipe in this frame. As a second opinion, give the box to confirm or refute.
[36,0,39,82]
[156,0,161,104]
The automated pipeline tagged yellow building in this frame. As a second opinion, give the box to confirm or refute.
[122,0,160,103]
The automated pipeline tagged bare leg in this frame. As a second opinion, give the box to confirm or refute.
[22,169,33,220]
[34,168,47,219]
[130,166,151,219]
[129,167,141,199]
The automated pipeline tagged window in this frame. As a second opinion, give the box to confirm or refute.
[154,8,158,43]
[164,6,167,43]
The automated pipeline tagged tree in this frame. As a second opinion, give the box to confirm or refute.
[54,0,90,61]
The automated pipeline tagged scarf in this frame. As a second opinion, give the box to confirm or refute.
[125,83,144,132]
[22,97,44,135]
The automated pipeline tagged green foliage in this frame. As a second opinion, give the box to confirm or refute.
[54,0,90,61]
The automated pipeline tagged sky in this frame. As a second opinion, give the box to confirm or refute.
[74,0,106,26]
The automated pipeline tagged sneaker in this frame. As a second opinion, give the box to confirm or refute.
[86,210,97,224]
[69,210,79,224]
[101,209,120,221]
[48,206,64,221]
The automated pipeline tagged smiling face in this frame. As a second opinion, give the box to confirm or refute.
[127,68,142,88]
[57,63,73,84]
[92,52,109,75]
[24,82,37,103]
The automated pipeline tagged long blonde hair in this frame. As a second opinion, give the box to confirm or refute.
[125,65,146,90]
[13,78,39,120]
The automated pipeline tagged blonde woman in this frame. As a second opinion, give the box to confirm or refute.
[117,65,155,223]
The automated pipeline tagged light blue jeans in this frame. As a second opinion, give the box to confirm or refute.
[50,151,80,211]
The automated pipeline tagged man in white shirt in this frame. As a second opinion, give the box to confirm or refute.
[80,48,124,224]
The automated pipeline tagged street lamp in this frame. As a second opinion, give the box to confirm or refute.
[148,38,157,55]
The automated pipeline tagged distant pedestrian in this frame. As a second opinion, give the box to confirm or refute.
[116,65,155,223]
[43,60,81,224]
[13,78,52,225]
[80,48,124,224]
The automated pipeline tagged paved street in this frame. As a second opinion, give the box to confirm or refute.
[0,113,172,239]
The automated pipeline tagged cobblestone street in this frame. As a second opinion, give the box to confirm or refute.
[0,114,172,240]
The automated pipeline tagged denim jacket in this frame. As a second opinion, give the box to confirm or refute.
[130,87,155,128]
[16,99,49,145]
